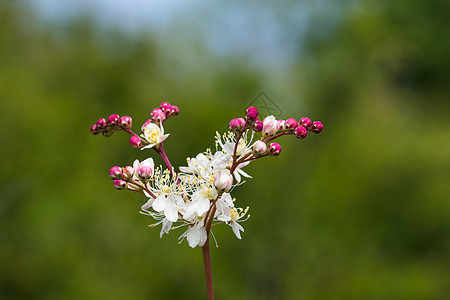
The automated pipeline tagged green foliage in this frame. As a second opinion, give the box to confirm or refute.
[1,1,449,299]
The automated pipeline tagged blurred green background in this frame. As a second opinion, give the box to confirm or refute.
[1,0,449,299]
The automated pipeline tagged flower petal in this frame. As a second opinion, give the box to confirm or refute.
[152,195,166,212]
[141,198,154,210]
[164,201,179,222]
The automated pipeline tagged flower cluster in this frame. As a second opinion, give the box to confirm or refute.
[91,102,323,248]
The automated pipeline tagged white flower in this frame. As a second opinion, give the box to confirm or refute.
[182,187,213,222]
[141,123,170,150]
[143,168,183,222]
[228,207,249,239]
[214,193,234,222]
[215,131,253,182]
[179,219,207,248]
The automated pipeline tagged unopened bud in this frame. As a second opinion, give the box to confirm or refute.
[253,120,263,132]
[109,166,122,179]
[122,166,134,180]
[107,114,120,127]
[268,142,281,156]
[246,106,259,121]
[229,118,246,132]
[285,118,298,131]
[138,166,153,180]
[90,124,100,135]
[312,121,324,134]
[277,120,286,132]
[119,116,132,129]
[294,126,308,139]
[162,104,174,116]
[113,179,127,190]
[299,117,312,129]
[262,115,280,136]
[160,102,171,109]
[252,140,267,156]
[214,170,233,192]
[130,136,142,148]
[172,105,180,115]
[96,118,107,129]
[151,108,166,124]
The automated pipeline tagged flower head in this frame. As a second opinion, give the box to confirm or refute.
[141,123,170,150]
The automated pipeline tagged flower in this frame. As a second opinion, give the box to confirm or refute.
[214,170,233,192]
[262,115,280,136]
[179,219,207,248]
[141,123,170,150]
[228,207,249,239]
[143,168,183,222]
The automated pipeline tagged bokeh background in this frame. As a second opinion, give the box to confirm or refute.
[1,0,449,299]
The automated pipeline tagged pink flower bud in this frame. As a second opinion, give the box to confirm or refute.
[214,170,233,192]
[268,142,281,156]
[107,114,120,126]
[294,126,308,139]
[120,116,132,129]
[138,166,153,180]
[90,124,100,135]
[113,179,128,190]
[262,115,280,136]
[162,104,174,116]
[122,166,134,180]
[172,105,180,115]
[285,118,298,131]
[109,166,122,179]
[160,102,171,109]
[96,118,107,129]
[253,120,263,132]
[246,106,259,121]
[130,136,142,148]
[299,117,312,129]
[229,118,246,132]
[277,120,286,132]
[151,108,166,123]
[312,121,324,134]
[252,140,267,156]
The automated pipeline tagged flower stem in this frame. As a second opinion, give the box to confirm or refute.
[202,237,215,300]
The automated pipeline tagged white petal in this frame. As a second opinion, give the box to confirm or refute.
[158,134,170,143]
[141,198,154,210]
[141,144,155,150]
[196,197,210,216]
[179,166,192,173]
[221,193,234,207]
[164,202,179,222]
[141,157,155,169]
[223,143,235,155]
[231,221,244,239]
[198,226,207,247]
[233,170,242,183]
[133,159,139,170]
[152,195,166,212]
[160,219,172,238]
[187,227,200,248]
[237,167,252,179]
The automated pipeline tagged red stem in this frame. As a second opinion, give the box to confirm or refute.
[202,238,214,300]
